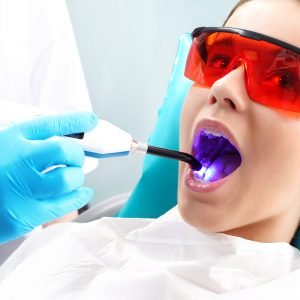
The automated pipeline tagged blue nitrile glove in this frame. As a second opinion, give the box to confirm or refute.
[0,112,98,243]
[117,34,192,218]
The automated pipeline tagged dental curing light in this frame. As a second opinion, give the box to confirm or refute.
[0,100,202,171]
[67,120,202,171]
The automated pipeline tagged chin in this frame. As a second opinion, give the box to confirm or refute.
[178,197,231,233]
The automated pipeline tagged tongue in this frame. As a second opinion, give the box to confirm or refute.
[202,153,241,182]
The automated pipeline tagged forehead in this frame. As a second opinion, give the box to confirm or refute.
[225,0,300,47]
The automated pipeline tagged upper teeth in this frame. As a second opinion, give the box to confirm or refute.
[201,128,227,139]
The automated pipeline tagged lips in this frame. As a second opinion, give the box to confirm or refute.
[190,119,242,183]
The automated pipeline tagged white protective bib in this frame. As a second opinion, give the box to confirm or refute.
[1,207,300,300]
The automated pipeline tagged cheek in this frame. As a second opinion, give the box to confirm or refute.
[251,111,300,185]
[239,111,300,220]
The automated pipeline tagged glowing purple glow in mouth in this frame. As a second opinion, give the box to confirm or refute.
[192,129,242,182]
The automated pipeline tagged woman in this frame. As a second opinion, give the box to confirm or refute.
[180,0,300,245]
[1,0,300,298]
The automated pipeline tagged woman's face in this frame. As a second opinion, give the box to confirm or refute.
[178,0,300,242]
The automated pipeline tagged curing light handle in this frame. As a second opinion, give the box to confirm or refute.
[66,120,202,170]
[66,120,133,159]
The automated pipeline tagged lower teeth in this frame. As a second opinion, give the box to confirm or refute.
[193,153,241,183]
[194,166,208,179]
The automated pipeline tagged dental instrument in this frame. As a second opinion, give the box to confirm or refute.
[0,100,202,171]
[66,119,202,171]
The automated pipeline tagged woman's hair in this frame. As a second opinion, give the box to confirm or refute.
[223,0,253,25]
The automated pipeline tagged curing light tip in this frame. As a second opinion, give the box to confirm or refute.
[192,159,202,171]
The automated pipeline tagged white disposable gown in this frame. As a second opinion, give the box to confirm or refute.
[1,207,300,299]
[0,0,92,111]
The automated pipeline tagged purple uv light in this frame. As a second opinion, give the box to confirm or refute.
[192,130,242,182]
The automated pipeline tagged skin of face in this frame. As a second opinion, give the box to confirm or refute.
[178,0,300,243]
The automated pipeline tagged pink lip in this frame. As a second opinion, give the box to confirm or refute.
[185,168,229,193]
[184,118,241,193]
[192,118,240,157]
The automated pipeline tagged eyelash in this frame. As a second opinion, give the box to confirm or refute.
[207,54,231,69]
[265,70,298,90]
[205,48,298,92]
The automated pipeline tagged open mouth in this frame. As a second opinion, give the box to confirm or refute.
[192,128,242,182]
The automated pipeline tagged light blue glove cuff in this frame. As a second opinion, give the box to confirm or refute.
[117,34,192,218]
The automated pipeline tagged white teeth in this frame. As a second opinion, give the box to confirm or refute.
[201,128,227,139]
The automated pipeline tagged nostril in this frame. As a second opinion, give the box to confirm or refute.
[224,98,236,110]
[209,96,217,105]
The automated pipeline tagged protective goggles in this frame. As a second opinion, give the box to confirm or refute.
[185,27,300,113]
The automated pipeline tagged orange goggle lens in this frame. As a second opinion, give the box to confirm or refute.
[185,28,300,113]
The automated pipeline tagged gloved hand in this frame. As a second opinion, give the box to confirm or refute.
[0,111,98,243]
[117,34,193,218]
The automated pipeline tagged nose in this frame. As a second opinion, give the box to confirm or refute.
[207,63,250,112]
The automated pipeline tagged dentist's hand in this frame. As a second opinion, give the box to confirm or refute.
[0,112,98,243]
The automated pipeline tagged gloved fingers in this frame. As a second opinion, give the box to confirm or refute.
[18,111,98,140]
[42,187,93,220]
[30,138,85,172]
[35,166,85,200]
